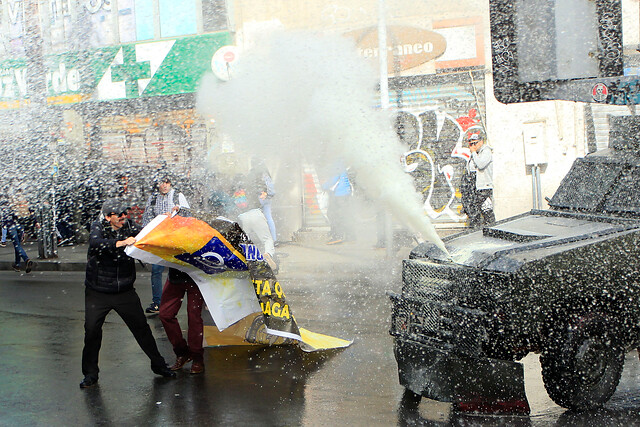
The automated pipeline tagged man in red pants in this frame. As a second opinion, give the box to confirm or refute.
[158,268,205,374]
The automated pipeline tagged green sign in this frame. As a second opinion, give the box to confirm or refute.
[0,32,232,104]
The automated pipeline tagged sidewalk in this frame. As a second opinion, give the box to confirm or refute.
[0,237,413,274]
[0,241,87,272]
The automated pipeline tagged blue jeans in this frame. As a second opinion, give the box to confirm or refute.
[8,225,28,266]
[260,199,277,242]
[151,264,165,306]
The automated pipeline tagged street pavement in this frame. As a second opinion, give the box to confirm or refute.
[2,231,640,425]
[0,231,419,426]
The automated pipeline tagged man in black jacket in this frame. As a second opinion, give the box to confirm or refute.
[80,198,175,389]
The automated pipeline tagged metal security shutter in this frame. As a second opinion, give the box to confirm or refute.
[389,71,487,225]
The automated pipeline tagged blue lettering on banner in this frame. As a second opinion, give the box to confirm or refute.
[176,237,248,274]
[241,243,264,262]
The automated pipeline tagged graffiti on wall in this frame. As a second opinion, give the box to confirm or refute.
[299,106,484,227]
[397,106,484,222]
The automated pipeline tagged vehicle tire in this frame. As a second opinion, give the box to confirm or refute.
[400,388,422,411]
[397,388,423,426]
[540,317,624,411]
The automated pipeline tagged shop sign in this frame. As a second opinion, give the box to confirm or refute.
[0,31,232,107]
[345,26,447,73]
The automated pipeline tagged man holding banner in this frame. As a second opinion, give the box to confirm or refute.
[126,212,353,353]
[80,199,175,389]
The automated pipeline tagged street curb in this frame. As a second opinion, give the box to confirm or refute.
[0,260,150,273]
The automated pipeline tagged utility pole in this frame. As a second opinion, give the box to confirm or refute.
[378,0,394,257]
[24,0,47,123]
[23,0,58,258]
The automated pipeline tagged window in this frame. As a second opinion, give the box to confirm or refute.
[119,0,137,43]
[135,0,155,41]
[202,0,228,32]
[159,0,197,38]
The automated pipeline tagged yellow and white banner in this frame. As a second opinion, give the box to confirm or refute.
[126,214,351,352]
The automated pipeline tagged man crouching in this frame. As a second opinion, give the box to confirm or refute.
[80,198,175,388]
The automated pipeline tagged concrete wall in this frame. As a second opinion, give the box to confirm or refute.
[485,81,587,219]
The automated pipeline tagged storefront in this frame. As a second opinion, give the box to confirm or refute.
[298,16,488,229]
[391,70,486,225]
[0,30,232,166]
[0,31,234,239]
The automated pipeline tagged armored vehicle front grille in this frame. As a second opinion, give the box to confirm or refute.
[389,292,486,355]
[402,259,479,302]
[392,259,489,355]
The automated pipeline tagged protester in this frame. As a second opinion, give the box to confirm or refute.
[159,268,206,374]
[11,188,36,241]
[248,160,277,243]
[208,174,239,219]
[141,176,190,314]
[80,198,175,388]
[234,175,278,272]
[460,130,495,227]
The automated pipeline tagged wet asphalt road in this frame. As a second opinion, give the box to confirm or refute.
[1,267,639,426]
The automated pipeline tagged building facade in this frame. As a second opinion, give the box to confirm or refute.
[1,0,639,241]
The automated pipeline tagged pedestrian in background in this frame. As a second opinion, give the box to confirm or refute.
[159,268,206,374]
[0,194,9,248]
[80,198,175,389]
[1,195,34,273]
[208,174,239,219]
[461,130,495,227]
[141,176,190,314]
[322,165,355,245]
[11,188,36,242]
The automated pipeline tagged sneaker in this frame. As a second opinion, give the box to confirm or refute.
[25,260,34,274]
[145,303,159,314]
[11,263,20,272]
[0,241,6,247]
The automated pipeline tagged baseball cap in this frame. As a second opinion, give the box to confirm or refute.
[101,198,129,216]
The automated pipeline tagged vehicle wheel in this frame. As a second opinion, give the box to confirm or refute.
[540,318,624,411]
[400,388,422,411]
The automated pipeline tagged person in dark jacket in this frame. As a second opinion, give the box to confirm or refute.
[0,196,34,273]
[80,198,175,389]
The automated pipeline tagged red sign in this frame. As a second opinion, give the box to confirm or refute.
[592,83,609,102]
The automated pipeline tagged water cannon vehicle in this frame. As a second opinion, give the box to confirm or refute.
[389,115,640,413]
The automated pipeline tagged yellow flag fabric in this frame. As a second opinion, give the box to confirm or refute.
[126,214,352,352]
